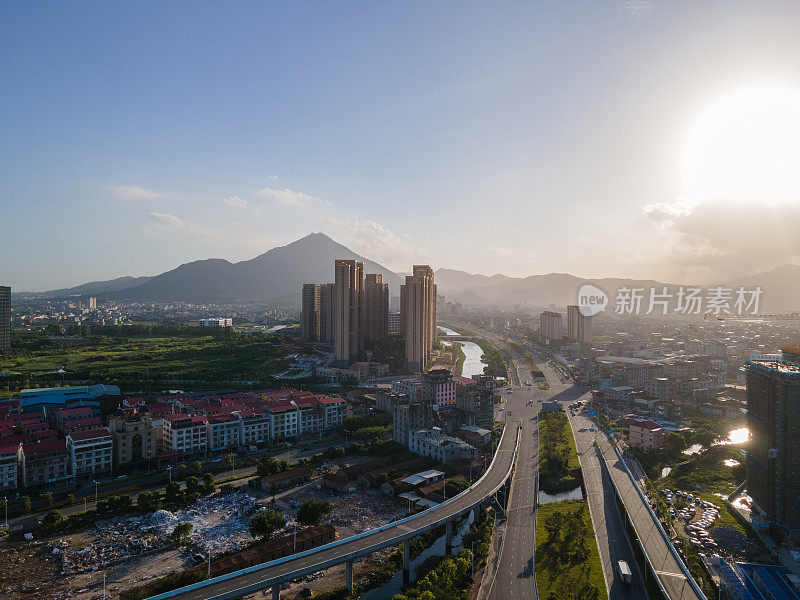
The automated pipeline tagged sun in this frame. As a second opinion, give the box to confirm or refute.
[679,82,800,206]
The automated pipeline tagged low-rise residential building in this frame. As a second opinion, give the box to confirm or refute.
[163,414,208,457]
[0,445,19,490]
[408,428,477,464]
[66,429,113,479]
[266,402,299,440]
[629,419,665,451]
[320,396,347,430]
[235,410,271,447]
[19,439,70,487]
[422,368,456,409]
[207,414,242,452]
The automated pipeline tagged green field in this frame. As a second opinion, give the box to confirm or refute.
[539,411,582,493]
[0,326,296,395]
[535,500,607,600]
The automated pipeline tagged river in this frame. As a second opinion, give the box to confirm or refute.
[681,427,751,456]
[438,326,488,379]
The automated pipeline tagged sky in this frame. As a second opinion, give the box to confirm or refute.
[3,1,800,291]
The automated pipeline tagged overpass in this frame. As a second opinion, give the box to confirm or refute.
[594,430,707,600]
[147,423,521,600]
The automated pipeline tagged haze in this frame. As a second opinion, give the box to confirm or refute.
[3,1,800,291]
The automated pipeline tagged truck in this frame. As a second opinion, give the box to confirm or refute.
[617,560,632,584]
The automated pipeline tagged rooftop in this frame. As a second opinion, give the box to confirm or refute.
[68,428,112,442]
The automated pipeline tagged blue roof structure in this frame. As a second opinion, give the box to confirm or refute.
[11,384,120,413]
[721,561,800,600]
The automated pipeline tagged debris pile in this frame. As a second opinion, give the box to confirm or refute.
[145,490,260,556]
[63,516,170,574]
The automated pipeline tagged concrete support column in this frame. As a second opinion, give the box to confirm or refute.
[272,584,280,600]
[346,559,354,592]
[445,519,454,555]
[403,539,411,584]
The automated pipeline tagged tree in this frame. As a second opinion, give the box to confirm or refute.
[170,521,193,545]
[42,509,62,528]
[137,490,160,512]
[20,496,31,515]
[66,493,76,506]
[250,508,286,539]
[194,460,203,474]
[185,476,200,494]
[225,453,234,471]
[165,481,183,503]
[297,500,332,526]
[44,492,54,507]
[257,456,279,477]
[202,472,214,486]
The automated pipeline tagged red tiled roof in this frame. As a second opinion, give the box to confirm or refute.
[57,407,93,418]
[0,445,19,456]
[23,439,67,455]
[65,417,103,429]
[164,413,191,421]
[455,376,476,385]
[68,428,111,442]
[631,420,662,430]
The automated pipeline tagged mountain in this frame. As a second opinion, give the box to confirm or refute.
[434,269,515,293]
[105,233,404,304]
[723,264,800,314]
[18,276,154,299]
[439,265,800,313]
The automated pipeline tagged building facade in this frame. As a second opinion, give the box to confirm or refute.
[66,429,113,479]
[745,353,800,537]
[0,286,9,351]
[401,265,437,372]
[364,273,389,347]
[566,305,593,344]
[301,283,321,342]
[539,310,562,343]
[319,283,335,344]
[333,260,365,368]
[628,420,664,451]
[108,412,163,466]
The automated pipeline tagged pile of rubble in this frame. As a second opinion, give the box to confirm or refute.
[145,490,260,556]
[63,516,170,574]
[324,491,404,534]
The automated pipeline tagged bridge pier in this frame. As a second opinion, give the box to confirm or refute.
[272,584,280,600]
[445,519,454,554]
[346,559,353,592]
[403,539,410,585]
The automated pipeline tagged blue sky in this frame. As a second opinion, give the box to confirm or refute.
[3,1,800,291]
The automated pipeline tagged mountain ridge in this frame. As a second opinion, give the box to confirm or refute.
[19,234,800,312]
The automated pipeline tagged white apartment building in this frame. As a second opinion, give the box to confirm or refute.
[266,403,299,440]
[235,411,271,446]
[66,429,113,478]
[321,397,347,429]
[163,414,208,456]
[207,415,242,452]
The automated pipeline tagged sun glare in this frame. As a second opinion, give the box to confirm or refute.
[680,82,800,206]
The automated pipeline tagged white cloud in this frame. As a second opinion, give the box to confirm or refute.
[223,195,248,208]
[643,198,800,279]
[254,187,328,208]
[621,0,653,18]
[327,218,431,271]
[109,185,160,199]
[189,224,222,240]
[267,174,279,180]
[147,212,184,230]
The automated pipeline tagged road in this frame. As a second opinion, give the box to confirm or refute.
[550,368,648,600]
[147,417,520,600]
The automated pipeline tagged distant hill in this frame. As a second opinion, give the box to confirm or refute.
[438,266,800,313]
[25,233,800,312]
[103,233,404,304]
[19,276,154,299]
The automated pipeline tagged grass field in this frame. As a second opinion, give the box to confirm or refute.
[0,330,292,394]
[535,499,608,600]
